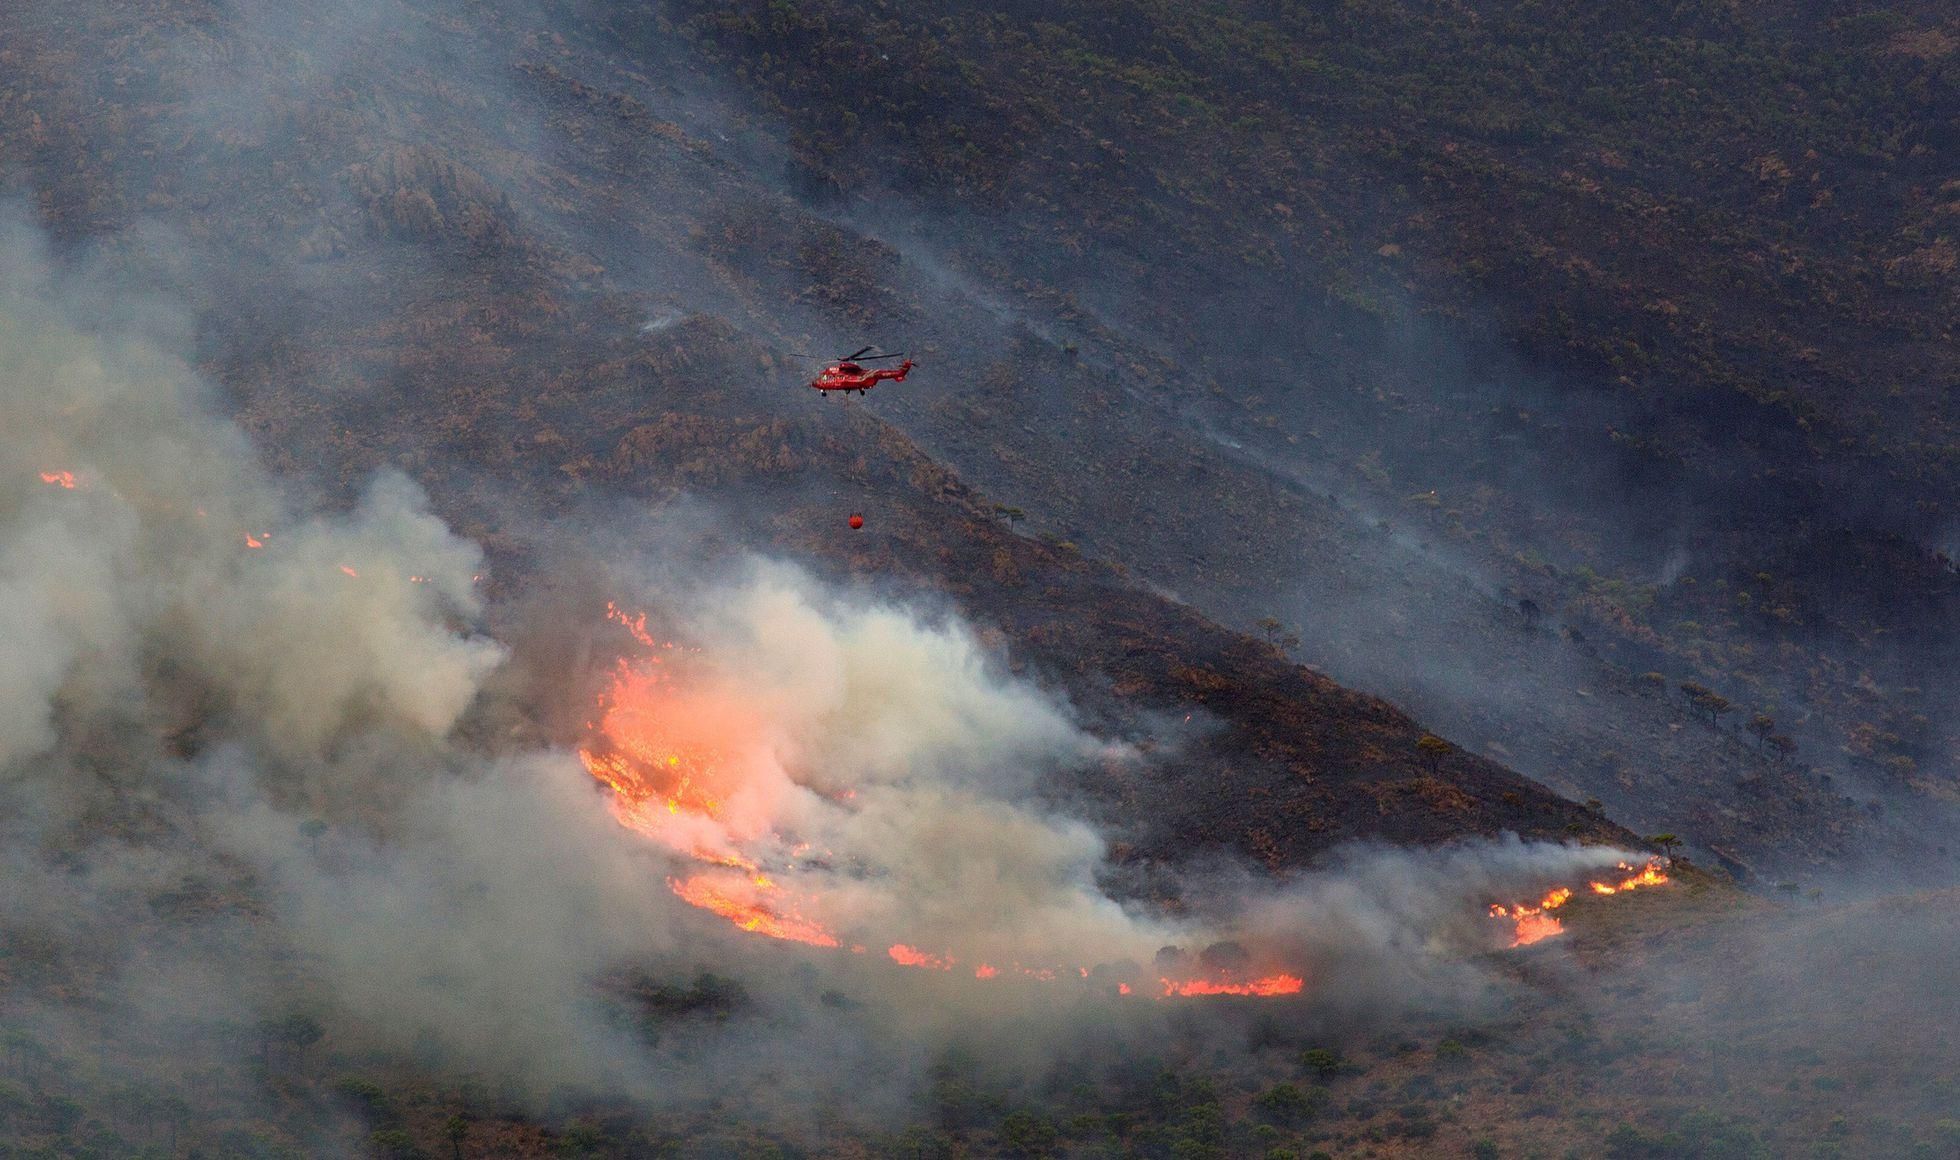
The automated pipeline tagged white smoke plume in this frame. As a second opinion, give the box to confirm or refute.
[0,219,1654,1142]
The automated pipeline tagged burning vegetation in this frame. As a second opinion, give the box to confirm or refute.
[575,603,1678,1002]
[572,602,1322,999]
[668,872,840,948]
[1490,861,1672,947]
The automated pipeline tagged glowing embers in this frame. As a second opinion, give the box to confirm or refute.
[669,872,839,949]
[38,470,77,489]
[1490,860,1671,947]
[606,601,660,648]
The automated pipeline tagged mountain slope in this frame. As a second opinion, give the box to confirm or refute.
[0,0,1635,869]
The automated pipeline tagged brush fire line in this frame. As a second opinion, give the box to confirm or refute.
[579,604,1658,996]
[576,604,1313,1000]
[1489,861,1672,947]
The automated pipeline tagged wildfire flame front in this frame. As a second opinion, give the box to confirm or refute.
[578,602,1321,1000]
[1491,861,1671,947]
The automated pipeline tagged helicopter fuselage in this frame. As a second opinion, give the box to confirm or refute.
[810,358,914,393]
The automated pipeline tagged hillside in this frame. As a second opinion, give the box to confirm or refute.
[634,0,1960,880]
[0,0,1642,864]
[0,0,1957,1157]
[2,0,1947,879]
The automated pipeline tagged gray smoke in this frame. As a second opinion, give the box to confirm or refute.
[0,214,1653,1145]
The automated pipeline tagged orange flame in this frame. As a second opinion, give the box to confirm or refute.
[580,603,1315,998]
[1491,861,1670,947]
[1489,900,1568,947]
[669,874,838,948]
[38,471,76,489]
[1160,974,1305,998]
[339,565,359,578]
[1590,861,1670,894]
[244,533,264,549]
[575,659,770,856]
[889,945,955,970]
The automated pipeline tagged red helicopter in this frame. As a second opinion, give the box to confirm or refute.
[809,347,915,395]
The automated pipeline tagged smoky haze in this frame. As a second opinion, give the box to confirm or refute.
[0,202,1664,1149]
[8,0,1956,1153]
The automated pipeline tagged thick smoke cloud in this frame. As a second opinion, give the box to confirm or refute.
[0,213,1650,1145]
[0,219,649,1095]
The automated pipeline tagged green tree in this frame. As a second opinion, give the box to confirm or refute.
[1678,682,1733,726]
[260,1013,323,1071]
[444,1113,469,1160]
[1646,833,1681,858]
[1416,733,1452,772]
[299,818,328,855]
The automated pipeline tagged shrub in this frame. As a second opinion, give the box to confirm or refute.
[369,1129,424,1160]
[887,1126,955,1159]
[1253,1082,1327,1126]
[1677,1110,1770,1159]
[1605,1122,1676,1159]
[555,1121,609,1156]
[334,1075,390,1115]
[999,1110,1058,1157]
[1299,1048,1343,1078]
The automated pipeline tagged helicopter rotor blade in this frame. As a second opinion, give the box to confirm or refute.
[846,345,877,360]
[856,352,908,362]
